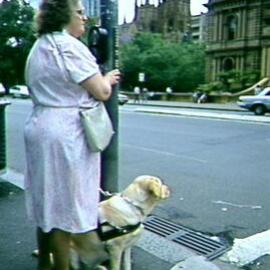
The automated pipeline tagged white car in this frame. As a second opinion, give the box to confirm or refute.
[237,87,270,115]
[10,85,29,98]
[118,93,129,105]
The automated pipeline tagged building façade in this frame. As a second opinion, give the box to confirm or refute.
[206,0,270,83]
[119,0,191,44]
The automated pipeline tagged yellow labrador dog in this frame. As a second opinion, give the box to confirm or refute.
[34,175,170,270]
[71,175,170,270]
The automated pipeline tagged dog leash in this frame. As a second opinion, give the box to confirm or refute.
[99,188,118,198]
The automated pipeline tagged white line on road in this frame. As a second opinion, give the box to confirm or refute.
[212,200,262,209]
[122,143,207,164]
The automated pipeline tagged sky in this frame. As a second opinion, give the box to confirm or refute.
[1,0,208,23]
[118,0,208,23]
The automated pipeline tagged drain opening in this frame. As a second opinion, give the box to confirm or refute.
[143,215,230,260]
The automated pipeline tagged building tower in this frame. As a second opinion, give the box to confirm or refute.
[158,0,191,42]
[131,0,191,42]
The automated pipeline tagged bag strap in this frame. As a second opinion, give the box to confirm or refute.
[51,34,71,78]
[50,33,101,110]
[25,39,40,86]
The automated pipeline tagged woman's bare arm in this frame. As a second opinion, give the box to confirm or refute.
[80,69,121,101]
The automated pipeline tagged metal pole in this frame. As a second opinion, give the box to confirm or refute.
[0,101,10,172]
[100,0,119,193]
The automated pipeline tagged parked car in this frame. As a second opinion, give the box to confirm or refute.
[118,93,129,105]
[10,85,29,98]
[237,87,270,115]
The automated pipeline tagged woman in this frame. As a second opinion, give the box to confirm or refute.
[24,0,120,269]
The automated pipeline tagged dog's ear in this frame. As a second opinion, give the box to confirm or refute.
[148,179,170,199]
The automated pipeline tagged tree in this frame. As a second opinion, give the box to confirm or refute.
[119,32,206,92]
[0,0,35,93]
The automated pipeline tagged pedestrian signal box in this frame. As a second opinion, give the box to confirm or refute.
[88,26,109,65]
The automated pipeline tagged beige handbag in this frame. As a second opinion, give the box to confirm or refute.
[79,102,114,152]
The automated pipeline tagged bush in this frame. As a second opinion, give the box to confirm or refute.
[216,69,260,93]
[196,81,223,93]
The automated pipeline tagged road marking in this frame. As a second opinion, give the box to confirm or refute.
[212,200,262,209]
[123,144,207,163]
[220,229,270,267]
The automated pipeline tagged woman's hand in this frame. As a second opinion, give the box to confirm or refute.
[104,69,121,86]
[81,69,121,101]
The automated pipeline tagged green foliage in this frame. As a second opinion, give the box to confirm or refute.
[0,0,36,90]
[196,81,223,93]
[239,69,260,88]
[119,32,206,92]
[217,69,260,93]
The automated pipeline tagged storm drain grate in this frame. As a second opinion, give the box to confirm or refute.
[143,215,230,260]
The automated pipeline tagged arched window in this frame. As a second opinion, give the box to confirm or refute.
[223,57,235,71]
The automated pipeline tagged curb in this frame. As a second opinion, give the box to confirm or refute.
[126,101,245,112]
[134,107,270,124]
[136,231,239,270]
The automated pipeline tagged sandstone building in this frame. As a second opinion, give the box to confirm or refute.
[205,0,270,82]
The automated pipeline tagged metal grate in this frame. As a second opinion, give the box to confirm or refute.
[143,215,230,260]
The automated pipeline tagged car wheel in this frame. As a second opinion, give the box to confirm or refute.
[253,105,266,116]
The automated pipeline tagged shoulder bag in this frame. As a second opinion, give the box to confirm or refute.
[79,103,114,152]
[51,34,114,152]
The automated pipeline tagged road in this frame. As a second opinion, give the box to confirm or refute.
[4,99,270,243]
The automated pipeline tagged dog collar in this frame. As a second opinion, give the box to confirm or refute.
[121,195,146,218]
[99,188,146,218]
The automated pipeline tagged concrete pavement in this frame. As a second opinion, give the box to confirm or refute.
[1,99,268,270]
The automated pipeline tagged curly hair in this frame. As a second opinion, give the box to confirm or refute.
[36,0,79,36]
